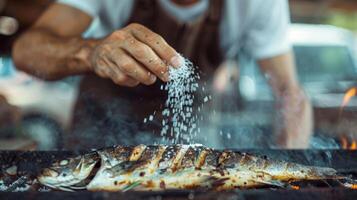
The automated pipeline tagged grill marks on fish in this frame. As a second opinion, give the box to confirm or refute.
[38,144,343,192]
[203,148,221,168]
[125,146,166,174]
[195,147,209,169]
[129,145,146,161]
[180,147,196,168]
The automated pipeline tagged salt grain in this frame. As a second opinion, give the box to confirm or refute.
[227,133,231,139]
[145,56,205,143]
[204,96,209,102]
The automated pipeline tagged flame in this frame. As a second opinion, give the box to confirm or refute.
[341,136,348,149]
[340,136,357,150]
[341,88,357,108]
[339,87,357,117]
[351,140,356,150]
[351,184,357,190]
[291,185,300,190]
[340,87,357,114]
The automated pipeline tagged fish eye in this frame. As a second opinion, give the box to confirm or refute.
[59,159,69,166]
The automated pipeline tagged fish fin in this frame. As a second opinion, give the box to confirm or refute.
[98,151,112,168]
[57,186,75,192]
[254,179,287,188]
[337,177,357,189]
[42,182,76,192]
[69,185,87,190]
[122,181,142,192]
[199,175,230,189]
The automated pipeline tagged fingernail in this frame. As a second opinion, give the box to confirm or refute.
[170,55,183,68]
[150,74,157,82]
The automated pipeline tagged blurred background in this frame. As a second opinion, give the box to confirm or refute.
[0,0,356,150]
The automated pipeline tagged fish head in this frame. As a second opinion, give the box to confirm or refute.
[38,153,98,190]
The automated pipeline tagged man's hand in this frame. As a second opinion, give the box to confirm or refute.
[13,4,182,84]
[90,23,182,87]
[259,52,313,148]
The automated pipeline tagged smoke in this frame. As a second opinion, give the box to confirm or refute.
[309,135,340,149]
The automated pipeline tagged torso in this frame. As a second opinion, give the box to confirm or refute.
[67,0,225,149]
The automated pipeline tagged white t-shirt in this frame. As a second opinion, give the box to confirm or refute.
[57,0,291,60]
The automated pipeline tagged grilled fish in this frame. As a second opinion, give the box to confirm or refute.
[37,144,342,191]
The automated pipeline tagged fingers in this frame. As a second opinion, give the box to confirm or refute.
[121,35,169,81]
[109,49,157,85]
[96,57,140,87]
[125,23,183,68]
[91,23,183,87]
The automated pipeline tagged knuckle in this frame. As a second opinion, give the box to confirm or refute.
[133,45,150,57]
[115,75,127,84]
[109,30,128,40]
[101,44,112,52]
[118,60,134,73]
[155,35,166,45]
[127,23,141,30]
[93,59,108,72]
[162,46,175,57]
[150,60,166,73]
[146,34,161,43]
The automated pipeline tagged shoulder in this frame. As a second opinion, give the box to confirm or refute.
[225,0,289,20]
[56,0,134,16]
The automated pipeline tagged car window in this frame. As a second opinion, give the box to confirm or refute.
[294,45,356,82]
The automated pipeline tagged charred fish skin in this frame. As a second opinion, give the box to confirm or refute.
[88,145,168,190]
[98,145,134,168]
[38,144,341,191]
[233,152,337,180]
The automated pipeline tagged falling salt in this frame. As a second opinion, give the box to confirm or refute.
[144,55,207,143]
[149,115,154,121]
[204,96,209,103]
[227,133,231,139]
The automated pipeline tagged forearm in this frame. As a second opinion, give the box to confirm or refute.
[258,52,313,148]
[274,86,313,148]
[12,28,99,80]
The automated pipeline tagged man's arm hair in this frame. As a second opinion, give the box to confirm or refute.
[12,3,98,80]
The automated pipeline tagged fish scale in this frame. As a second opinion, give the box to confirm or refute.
[37,144,346,191]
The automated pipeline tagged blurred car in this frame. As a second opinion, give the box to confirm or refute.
[240,23,357,104]
[239,23,357,141]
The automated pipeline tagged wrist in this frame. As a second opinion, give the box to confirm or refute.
[71,38,99,73]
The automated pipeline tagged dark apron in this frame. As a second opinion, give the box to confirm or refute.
[66,0,224,150]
